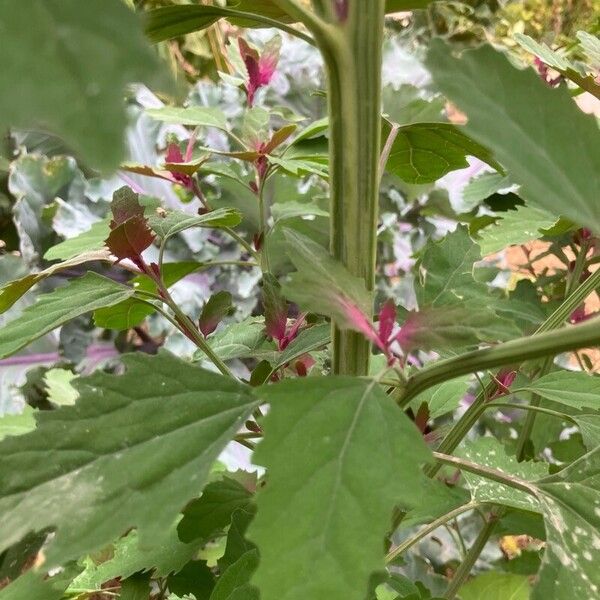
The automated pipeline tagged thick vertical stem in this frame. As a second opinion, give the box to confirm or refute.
[323,2,386,375]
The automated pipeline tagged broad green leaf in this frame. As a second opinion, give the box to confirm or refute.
[520,371,600,410]
[426,42,600,233]
[572,414,600,451]
[69,524,205,592]
[0,272,134,359]
[274,323,330,370]
[459,572,530,600]
[0,406,36,442]
[178,477,252,544]
[0,571,68,600]
[0,352,257,565]
[44,220,110,261]
[385,122,502,185]
[210,550,259,600]
[462,172,511,209]
[0,0,162,171]
[282,229,374,335]
[146,107,228,131]
[460,437,546,513]
[382,84,445,127]
[249,377,431,600]
[0,249,110,314]
[44,368,78,406]
[410,376,470,419]
[478,205,558,255]
[533,447,600,599]
[148,207,242,240]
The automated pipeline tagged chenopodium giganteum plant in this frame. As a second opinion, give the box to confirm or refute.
[0,0,600,599]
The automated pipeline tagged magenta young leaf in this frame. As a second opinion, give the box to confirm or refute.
[238,35,281,106]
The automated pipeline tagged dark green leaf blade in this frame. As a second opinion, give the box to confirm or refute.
[249,377,432,600]
[426,42,600,233]
[0,352,257,566]
[0,273,134,358]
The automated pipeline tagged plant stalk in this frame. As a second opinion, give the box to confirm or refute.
[322,1,386,375]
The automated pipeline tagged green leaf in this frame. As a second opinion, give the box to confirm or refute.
[0,571,68,600]
[220,505,256,570]
[514,33,572,71]
[459,572,530,600]
[0,0,163,171]
[178,477,253,544]
[462,172,511,209]
[0,352,257,565]
[0,272,134,359]
[146,107,228,131]
[44,368,78,406]
[571,414,600,451]
[210,550,259,600]
[460,437,547,513]
[478,205,558,255]
[205,318,270,362]
[0,406,36,442]
[533,447,600,599]
[249,377,431,600]
[200,292,235,337]
[274,323,330,370]
[385,122,502,185]
[0,249,110,315]
[119,572,151,600]
[577,31,600,69]
[282,229,374,335]
[426,42,600,233]
[168,561,215,599]
[69,523,204,592]
[410,376,470,419]
[520,371,600,410]
[148,207,242,240]
[44,220,110,261]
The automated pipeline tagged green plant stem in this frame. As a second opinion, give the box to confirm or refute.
[257,178,271,272]
[321,1,386,375]
[385,502,485,564]
[443,512,500,600]
[402,315,600,404]
[490,401,573,422]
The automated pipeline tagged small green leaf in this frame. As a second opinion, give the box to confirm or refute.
[146,106,228,131]
[410,376,470,419]
[148,207,242,240]
[520,371,600,410]
[178,477,252,544]
[0,272,134,359]
[0,0,163,171]
[0,352,258,565]
[249,377,432,600]
[385,122,502,184]
[44,368,78,406]
[168,561,215,600]
[426,42,600,233]
[205,318,270,362]
[274,323,330,370]
[459,572,530,600]
[44,220,111,261]
[200,292,234,337]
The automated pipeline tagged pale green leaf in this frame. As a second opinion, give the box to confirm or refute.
[459,572,530,600]
[577,31,600,69]
[0,0,163,171]
[44,368,78,406]
[462,172,511,209]
[514,34,571,70]
[205,318,270,362]
[0,272,134,359]
[410,376,470,419]
[44,220,110,261]
[426,42,600,233]
[0,352,257,565]
[0,571,68,600]
[249,377,432,600]
[146,107,228,131]
[0,406,37,442]
[571,414,600,451]
[520,371,600,411]
[478,205,559,255]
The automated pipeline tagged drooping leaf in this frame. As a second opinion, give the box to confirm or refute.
[178,477,253,544]
[200,292,235,337]
[0,273,134,359]
[0,249,111,314]
[459,572,530,600]
[385,122,502,184]
[0,352,258,565]
[0,0,163,171]
[262,274,288,344]
[282,230,377,343]
[249,377,432,600]
[426,42,600,233]
[44,220,111,261]
[520,371,600,410]
[478,205,559,255]
[210,550,259,600]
